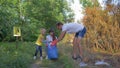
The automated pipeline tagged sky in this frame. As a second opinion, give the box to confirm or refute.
[67,0,120,22]
[66,0,84,22]
[70,0,84,22]
[98,0,107,9]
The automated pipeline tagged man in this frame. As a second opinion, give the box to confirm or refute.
[52,22,87,66]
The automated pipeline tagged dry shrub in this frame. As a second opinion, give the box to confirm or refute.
[83,5,120,53]
[62,34,74,44]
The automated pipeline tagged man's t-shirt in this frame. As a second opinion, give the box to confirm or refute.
[62,23,84,33]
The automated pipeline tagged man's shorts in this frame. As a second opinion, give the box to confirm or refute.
[75,27,86,38]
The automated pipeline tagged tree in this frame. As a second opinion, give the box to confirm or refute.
[0,0,72,41]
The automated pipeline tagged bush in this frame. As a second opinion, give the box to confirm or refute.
[83,6,120,53]
[0,42,34,68]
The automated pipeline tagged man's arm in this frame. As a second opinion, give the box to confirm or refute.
[57,31,66,42]
[50,31,66,46]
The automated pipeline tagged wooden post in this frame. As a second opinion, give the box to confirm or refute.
[13,26,21,49]
[16,36,18,49]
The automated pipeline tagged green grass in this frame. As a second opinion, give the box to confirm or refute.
[0,42,118,68]
[31,43,78,68]
[0,42,35,68]
[0,42,77,68]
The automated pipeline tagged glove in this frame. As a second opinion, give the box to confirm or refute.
[51,39,58,46]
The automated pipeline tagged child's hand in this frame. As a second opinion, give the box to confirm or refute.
[51,39,58,46]
[42,40,47,43]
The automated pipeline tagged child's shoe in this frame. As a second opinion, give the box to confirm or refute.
[33,56,36,60]
[45,56,48,59]
[40,57,43,60]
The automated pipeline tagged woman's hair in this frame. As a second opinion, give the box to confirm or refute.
[49,29,56,41]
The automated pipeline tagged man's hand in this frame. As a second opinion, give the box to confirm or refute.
[58,31,66,41]
[51,39,58,46]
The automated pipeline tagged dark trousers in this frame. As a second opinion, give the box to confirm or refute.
[34,45,42,57]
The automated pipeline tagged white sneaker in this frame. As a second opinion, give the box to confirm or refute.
[33,56,36,60]
[40,57,43,60]
[45,56,48,59]
[79,62,88,67]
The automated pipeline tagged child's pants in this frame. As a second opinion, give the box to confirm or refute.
[45,46,48,56]
[34,45,42,57]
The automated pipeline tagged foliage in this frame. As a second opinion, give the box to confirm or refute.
[79,0,93,7]
[0,0,71,41]
[0,42,34,68]
[83,4,120,53]
[79,0,99,8]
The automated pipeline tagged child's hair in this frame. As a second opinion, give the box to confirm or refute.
[49,29,56,41]
[56,22,63,26]
[40,28,46,34]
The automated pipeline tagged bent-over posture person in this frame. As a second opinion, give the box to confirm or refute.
[52,22,87,66]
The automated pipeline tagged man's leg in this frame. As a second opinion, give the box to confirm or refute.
[72,37,77,58]
[76,37,83,60]
[77,37,88,67]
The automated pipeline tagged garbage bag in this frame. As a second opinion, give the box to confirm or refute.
[47,45,58,59]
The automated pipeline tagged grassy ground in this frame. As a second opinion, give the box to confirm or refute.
[31,43,79,68]
[0,42,120,68]
[0,42,34,68]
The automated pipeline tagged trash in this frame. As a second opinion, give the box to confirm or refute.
[79,62,88,67]
[95,60,110,66]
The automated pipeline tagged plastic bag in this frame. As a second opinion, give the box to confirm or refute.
[47,44,58,59]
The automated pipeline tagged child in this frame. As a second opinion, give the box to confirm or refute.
[46,29,57,59]
[33,28,46,60]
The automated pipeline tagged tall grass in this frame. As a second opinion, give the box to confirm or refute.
[0,42,35,68]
